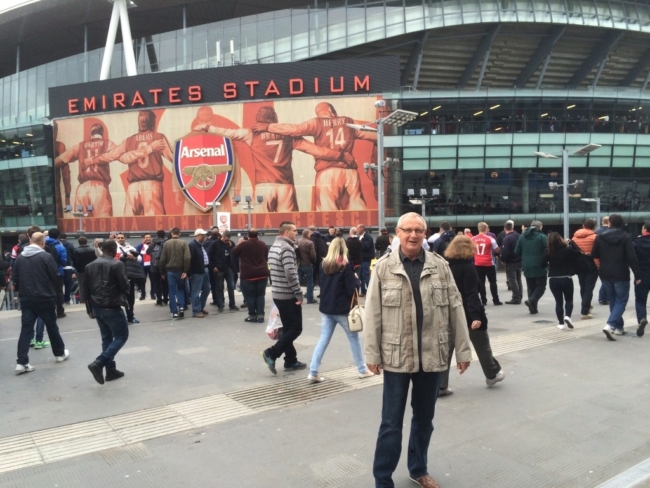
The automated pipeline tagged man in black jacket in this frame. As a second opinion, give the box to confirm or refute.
[633,220,650,337]
[204,227,221,305]
[85,239,130,384]
[73,236,97,303]
[431,221,455,255]
[146,230,168,306]
[592,214,641,340]
[500,221,522,304]
[357,224,374,297]
[309,226,328,286]
[14,232,69,374]
[188,229,211,318]
[209,231,239,312]
[375,228,391,257]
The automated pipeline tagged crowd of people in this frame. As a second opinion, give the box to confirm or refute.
[6,211,649,488]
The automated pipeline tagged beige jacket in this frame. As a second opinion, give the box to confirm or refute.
[363,249,472,373]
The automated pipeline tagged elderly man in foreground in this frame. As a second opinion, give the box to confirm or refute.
[364,212,472,488]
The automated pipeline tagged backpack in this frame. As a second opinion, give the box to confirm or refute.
[150,241,164,268]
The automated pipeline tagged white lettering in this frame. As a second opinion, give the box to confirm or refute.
[180,144,225,158]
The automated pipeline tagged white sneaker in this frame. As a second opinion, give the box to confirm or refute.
[55,349,70,363]
[486,371,505,387]
[603,325,616,341]
[307,374,324,383]
[359,370,375,379]
[15,363,34,375]
[564,316,574,329]
[613,328,625,336]
[557,323,567,330]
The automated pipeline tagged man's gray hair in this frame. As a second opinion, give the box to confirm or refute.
[302,229,310,237]
[349,227,358,236]
[397,212,426,229]
[531,220,543,229]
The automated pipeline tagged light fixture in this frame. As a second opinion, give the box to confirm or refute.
[12,141,20,145]
[420,111,429,116]
[495,127,502,131]
[25,133,33,137]
[432,105,441,111]
[407,189,415,197]
[598,115,609,120]
[491,171,499,178]
[490,104,500,110]
[631,108,637,112]
[540,193,555,198]
[541,113,548,117]
[567,104,576,109]
[474,111,483,116]
[419,189,427,197]
[382,109,419,126]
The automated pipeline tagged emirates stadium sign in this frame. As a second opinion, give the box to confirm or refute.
[174,133,234,211]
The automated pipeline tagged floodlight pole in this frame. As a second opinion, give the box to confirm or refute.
[562,148,569,239]
[377,120,385,231]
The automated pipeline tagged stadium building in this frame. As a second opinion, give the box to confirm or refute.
[1,0,650,245]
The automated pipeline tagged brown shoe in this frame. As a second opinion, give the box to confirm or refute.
[201,309,209,315]
[409,474,440,488]
[193,313,205,318]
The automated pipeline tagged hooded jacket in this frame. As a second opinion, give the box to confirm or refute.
[572,228,600,268]
[431,230,456,255]
[634,234,650,275]
[591,228,640,282]
[514,227,548,278]
[13,244,60,299]
[45,237,67,276]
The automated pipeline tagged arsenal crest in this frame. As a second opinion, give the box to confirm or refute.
[174,133,234,211]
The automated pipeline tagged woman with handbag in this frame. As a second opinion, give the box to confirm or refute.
[439,235,504,396]
[542,231,582,330]
[307,238,374,383]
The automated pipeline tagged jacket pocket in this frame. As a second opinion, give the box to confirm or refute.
[381,332,403,368]
[382,281,402,307]
[431,281,450,306]
[437,330,450,367]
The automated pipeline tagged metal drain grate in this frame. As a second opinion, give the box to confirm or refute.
[0,320,608,475]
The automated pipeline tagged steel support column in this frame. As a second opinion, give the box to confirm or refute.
[400,31,429,88]
[457,24,501,89]
[568,30,624,87]
[514,25,566,87]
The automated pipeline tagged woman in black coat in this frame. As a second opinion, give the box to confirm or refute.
[438,235,504,396]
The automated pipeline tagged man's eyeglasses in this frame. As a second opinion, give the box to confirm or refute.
[397,227,425,235]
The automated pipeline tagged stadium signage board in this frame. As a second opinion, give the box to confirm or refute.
[49,57,400,118]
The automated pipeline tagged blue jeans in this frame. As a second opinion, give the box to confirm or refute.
[17,299,66,365]
[166,270,186,314]
[190,268,211,315]
[309,313,367,376]
[240,278,267,319]
[635,275,650,322]
[63,269,74,303]
[601,279,630,330]
[215,268,236,309]
[360,261,371,294]
[598,279,608,303]
[373,370,442,488]
[298,265,314,301]
[33,318,45,342]
[92,307,129,370]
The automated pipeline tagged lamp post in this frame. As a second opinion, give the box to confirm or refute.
[407,188,439,220]
[72,205,93,233]
[534,143,601,238]
[348,108,418,230]
[209,200,222,228]
[234,195,263,229]
[581,197,601,229]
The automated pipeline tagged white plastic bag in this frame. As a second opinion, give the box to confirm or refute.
[266,305,283,340]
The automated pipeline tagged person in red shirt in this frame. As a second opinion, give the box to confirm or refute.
[472,222,503,306]
[55,124,115,218]
[194,106,354,212]
[253,102,377,211]
[53,122,71,217]
[89,110,174,216]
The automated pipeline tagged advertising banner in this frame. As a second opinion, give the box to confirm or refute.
[53,96,380,233]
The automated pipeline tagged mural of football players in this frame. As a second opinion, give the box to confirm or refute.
[91,110,173,216]
[54,123,114,218]
[53,122,71,217]
[193,106,354,213]
[253,102,377,211]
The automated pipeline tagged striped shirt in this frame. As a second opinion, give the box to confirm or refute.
[268,236,303,301]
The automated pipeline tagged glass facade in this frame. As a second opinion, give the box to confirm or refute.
[382,91,650,231]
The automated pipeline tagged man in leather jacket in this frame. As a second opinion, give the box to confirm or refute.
[84,239,130,385]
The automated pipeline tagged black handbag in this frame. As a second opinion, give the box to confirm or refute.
[568,240,597,275]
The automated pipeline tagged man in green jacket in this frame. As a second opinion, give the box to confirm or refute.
[515,220,548,314]
[159,227,190,319]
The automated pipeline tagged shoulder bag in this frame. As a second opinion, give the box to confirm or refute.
[348,289,364,333]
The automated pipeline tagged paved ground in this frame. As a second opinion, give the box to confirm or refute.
[0,274,649,487]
